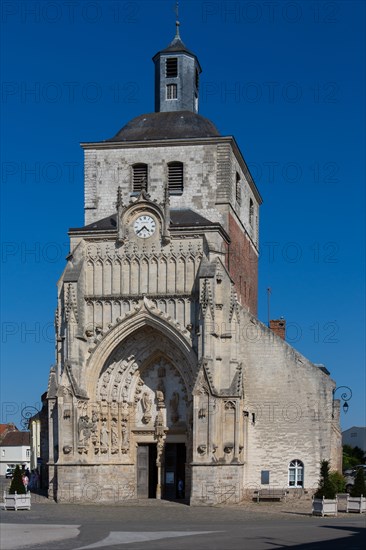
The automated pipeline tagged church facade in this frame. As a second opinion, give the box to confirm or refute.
[45,27,341,505]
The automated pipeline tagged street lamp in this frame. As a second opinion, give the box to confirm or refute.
[332,386,352,418]
[21,405,40,430]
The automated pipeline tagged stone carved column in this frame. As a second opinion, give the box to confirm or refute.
[154,409,166,500]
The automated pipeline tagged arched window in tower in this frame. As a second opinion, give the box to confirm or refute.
[235,172,241,204]
[168,162,184,195]
[288,460,304,487]
[249,198,254,226]
[166,58,178,78]
[166,84,178,100]
[132,163,148,193]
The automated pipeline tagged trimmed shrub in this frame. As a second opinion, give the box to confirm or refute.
[314,460,337,499]
[350,468,366,497]
[9,465,26,495]
[329,471,346,494]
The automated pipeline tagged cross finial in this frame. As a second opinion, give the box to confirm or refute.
[175,1,180,38]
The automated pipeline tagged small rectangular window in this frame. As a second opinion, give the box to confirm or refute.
[166,84,177,100]
[166,58,178,78]
[195,68,199,89]
[249,198,254,226]
[235,172,241,204]
[261,470,270,484]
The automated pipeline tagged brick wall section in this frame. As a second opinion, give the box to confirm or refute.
[228,213,258,315]
[269,319,286,340]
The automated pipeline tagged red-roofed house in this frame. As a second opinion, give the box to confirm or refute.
[0,423,18,443]
[0,431,30,475]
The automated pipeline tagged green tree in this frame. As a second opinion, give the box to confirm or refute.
[314,460,337,499]
[9,465,26,495]
[343,445,365,471]
[329,471,346,494]
[350,468,366,497]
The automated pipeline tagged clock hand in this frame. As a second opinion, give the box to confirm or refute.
[137,225,148,234]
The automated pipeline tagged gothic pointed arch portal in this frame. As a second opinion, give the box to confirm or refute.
[89,325,194,499]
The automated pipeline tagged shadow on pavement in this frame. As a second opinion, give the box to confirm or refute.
[275,525,366,549]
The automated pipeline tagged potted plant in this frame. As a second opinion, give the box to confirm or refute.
[4,465,31,510]
[312,460,338,516]
[347,468,366,513]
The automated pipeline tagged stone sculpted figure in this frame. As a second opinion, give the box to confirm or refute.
[111,418,118,447]
[141,391,153,424]
[141,392,152,413]
[78,415,94,446]
[100,420,109,448]
[121,422,129,452]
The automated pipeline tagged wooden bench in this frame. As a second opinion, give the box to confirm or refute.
[254,489,287,502]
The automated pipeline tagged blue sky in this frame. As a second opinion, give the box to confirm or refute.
[1,0,365,433]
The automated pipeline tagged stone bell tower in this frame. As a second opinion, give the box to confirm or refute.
[45,18,341,505]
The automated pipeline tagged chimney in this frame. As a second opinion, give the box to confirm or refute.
[269,318,286,340]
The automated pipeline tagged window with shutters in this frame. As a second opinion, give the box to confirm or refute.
[132,163,148,193]
[166,58,178,78]
[288,460,304,487]
[166,84,177,100]
[168,162,183,195]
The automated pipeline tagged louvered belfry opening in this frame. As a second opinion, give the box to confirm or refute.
[166,57,178,78]
[168,162,183,195]
[133,163,148,192]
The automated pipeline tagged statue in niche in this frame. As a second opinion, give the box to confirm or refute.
[103,371,111,383]
[100,420,109,449]
[100,384,108,401]
[78,415,96,447]
[121,422,129,453]
[121,401,129,423]
[156,378,165,409]
[155,410,165,437]
[122,386,128,401]
[170,391,180,424]
[91,410,99,445]
[134,377,144,403]
[111,418,118,448]
[141,391,152,424]
[111,385,118,401]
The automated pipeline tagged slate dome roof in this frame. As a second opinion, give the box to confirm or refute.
[106,111,220,142]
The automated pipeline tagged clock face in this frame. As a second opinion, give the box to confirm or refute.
[133,215,156,238]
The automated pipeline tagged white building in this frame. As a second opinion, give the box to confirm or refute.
[0,431,30,476]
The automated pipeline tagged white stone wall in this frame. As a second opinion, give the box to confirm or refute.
[240,313,337,493]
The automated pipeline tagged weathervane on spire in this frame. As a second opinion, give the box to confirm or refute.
[175,1,180,38]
